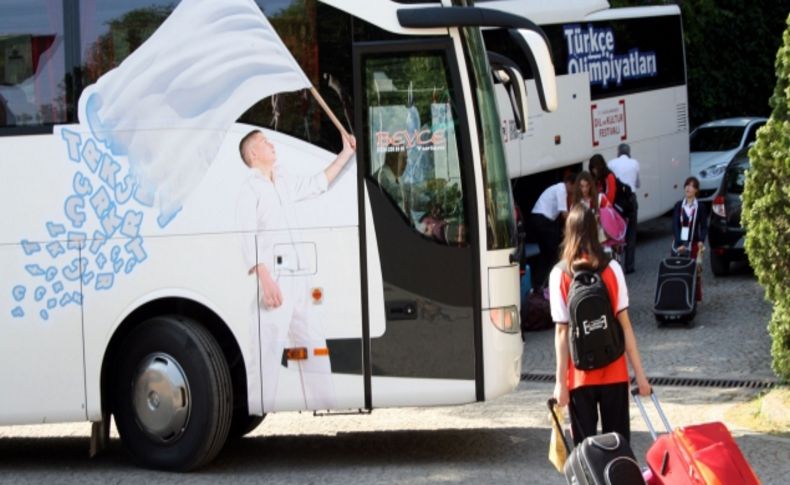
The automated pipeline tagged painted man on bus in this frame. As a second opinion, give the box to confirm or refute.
[235,129,356,411]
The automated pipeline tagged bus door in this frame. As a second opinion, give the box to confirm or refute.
[355,40,480,407]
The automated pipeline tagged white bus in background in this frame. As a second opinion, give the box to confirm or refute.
[482,0,689,222]
[0,0,557,472]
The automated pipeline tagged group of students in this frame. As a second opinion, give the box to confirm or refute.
[530,144,640,287]
[536,144,711,446]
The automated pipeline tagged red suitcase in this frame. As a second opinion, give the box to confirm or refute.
[632,389,761,485]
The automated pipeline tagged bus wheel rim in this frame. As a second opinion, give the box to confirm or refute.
[132,352,191,443]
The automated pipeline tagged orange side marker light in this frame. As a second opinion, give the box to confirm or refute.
[285,347,308,360]
[314,347,329,357]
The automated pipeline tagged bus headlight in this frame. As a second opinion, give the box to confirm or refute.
[489,306,519,334]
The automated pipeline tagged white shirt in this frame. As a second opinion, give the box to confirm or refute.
[682,197,698,220]
[548,259,629,323]
[531,182,568,220]
[236,166,328,271]
[608,154,640,191]
[580,192,609,212]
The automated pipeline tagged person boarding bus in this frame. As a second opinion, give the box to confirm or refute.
[608,143,640,273]
[531,174,575,285]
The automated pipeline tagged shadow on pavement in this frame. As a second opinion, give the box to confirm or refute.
[0,423,785,483]
[0,427,567,484]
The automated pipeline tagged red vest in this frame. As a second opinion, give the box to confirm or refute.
[559,264,628,390]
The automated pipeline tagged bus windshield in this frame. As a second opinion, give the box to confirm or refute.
[462,26,516,250]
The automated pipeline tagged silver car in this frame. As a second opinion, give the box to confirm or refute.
[689,117,767,201]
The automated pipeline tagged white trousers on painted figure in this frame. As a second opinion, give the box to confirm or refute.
[254,275,336,412]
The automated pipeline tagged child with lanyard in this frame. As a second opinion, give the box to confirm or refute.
[671,176,709,302]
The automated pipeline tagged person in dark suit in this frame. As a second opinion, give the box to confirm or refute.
[671,176,709,302]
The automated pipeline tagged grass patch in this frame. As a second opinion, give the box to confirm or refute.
[724,387,790,437]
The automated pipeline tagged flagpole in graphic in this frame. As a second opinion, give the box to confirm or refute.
[309,86,352,139]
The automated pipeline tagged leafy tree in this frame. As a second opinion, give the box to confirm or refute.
[743,13,790,381]
[610,0,790,127]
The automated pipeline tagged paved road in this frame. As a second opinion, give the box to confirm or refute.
[2,383,787,484]
[521,215,775,381]
[0,216,786,484]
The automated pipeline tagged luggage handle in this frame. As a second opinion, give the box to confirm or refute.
[630,388,673,441]
[547,398,572,455]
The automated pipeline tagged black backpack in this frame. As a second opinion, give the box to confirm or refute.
[559,261,625,370]
[613,176,635,217]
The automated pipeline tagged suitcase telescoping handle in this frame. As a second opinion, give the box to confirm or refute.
[630,388,673,441]
[547,398,572,455]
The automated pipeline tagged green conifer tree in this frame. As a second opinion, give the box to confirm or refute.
[743,14,790,380]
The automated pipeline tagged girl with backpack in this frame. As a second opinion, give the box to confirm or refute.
[550,204,651,445]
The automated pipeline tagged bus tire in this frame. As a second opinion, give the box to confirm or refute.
[113,315,232,471]
[228,414,265,439]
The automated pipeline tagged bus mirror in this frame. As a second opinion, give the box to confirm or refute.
[504,65,528,133]
[510,29,558,113]
[488,52,528,133]
[394,5,557,113]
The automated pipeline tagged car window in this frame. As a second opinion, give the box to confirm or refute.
[690,126,745,151]
[744,122,765,145]
[725,162,748,195]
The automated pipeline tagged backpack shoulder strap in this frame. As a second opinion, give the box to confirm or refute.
[554,259,572,277]
[556,257,611,277]
[597,255,612,274]
[616,176,633,197]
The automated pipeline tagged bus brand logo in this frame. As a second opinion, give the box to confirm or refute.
[9,127,152,321]
[563,23,658,89]
[375,129,446,152]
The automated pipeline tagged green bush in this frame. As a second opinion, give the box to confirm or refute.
[743,14,790,381]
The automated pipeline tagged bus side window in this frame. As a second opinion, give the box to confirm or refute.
[238,83,350,155]
[362,52,468,246]
[237,1,353,154]
[372,146,411,216]
[0,0,67,128]
[79,1,173,87]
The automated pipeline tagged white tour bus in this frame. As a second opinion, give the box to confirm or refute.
[0,0,557,471]
[481,0,689,222]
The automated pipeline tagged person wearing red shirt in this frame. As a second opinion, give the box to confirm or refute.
[550,204,650,444]
[589,154,617,206]
[572,170,611,214]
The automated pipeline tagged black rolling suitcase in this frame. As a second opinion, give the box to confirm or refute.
[653,256,697,324]
[548,399,645,485]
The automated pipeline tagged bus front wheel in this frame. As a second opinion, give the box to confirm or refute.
[113,315,232,471]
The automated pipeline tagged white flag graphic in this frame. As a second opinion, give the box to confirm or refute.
[77,0,311,226]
